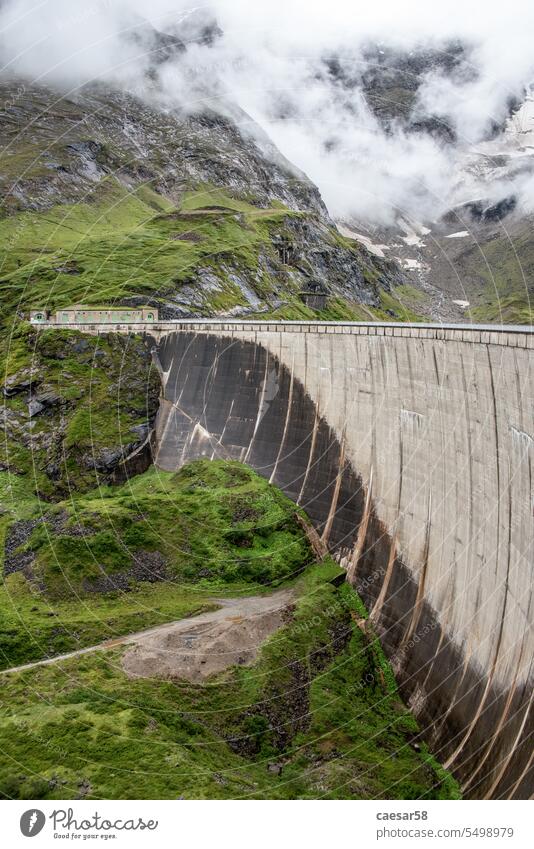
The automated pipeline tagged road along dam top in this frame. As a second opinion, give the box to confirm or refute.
[34,320,534,798]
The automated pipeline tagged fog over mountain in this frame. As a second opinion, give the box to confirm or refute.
[1,4,533,810]
[2,0,534,226]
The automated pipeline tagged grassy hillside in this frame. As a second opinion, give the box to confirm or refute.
[0,79,454,802]
[0,181,287,316]
[0,460,460,800]
[1,324,160,499]
[0,176,415,324]
[463,226,534,324]
[0,569,459,799]
[0,461,312,668]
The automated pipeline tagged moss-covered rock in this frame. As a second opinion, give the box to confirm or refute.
[1,326,159,499]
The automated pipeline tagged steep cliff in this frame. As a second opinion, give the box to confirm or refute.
[0,77,404,324]
[0,66,412,498]
[331,44,534,324]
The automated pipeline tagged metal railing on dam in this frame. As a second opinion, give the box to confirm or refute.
[33,317,534,798]
[32,318,534,349]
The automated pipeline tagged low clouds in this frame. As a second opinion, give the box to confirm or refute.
[2,0,534,224]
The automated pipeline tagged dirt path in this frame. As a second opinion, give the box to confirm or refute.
[0,588,295,680]
[122,587,295,682]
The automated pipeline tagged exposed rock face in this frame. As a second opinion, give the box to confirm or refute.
[2,368,41,397]
[0,71,408,320]
[325,41,471,138]
[0,329,160,498]
[0,79,323,216]
[276,215,403,303]
[83,550,168,594]
[4,518,42,578]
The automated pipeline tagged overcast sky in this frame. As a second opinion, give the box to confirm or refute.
[1,0,534,224]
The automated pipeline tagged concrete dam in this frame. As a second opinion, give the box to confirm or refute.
[36,318,534,797]
[148,320,533,800]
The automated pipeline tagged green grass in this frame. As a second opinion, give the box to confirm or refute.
[376,289,426,322]
[0,461,313,667]
[250,296,377,322]
[180,185,274,214]
[0,472,41,521]
[0,573,213,671]
[0,180,302,320]
[471,293,534,324]
[0,458,461,799]
[0,171,462,801]
[447,229,534,325]
[0,176,423,324]
[0,325,160,499]
[0,559,460,800]
[251,290,428,324]
[38,460,311,592]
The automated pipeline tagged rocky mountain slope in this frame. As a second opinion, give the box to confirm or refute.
[0,19,472,803]
[325,40,472,141]
[1,9,532,326]
[0,62,415,499]
[0,75,406,325]
[340,204,534,325]
[3,29,532,517]
[332,44,534,324]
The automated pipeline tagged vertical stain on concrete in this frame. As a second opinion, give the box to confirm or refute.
[151,327,534,799]
[321,431,346,547]
[245,352,272,463]
[370,531,397,622]
[347,466,373,584]
[401,492,431,650]
[297,406,319,506]
[269,352,294,484]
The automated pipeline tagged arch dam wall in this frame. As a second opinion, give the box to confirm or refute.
[41,320,534,798]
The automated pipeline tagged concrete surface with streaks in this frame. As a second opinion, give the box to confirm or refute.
[36,320,534,798]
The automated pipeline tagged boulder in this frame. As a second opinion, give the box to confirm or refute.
[3,368,41,397]
[28,399,45,418]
